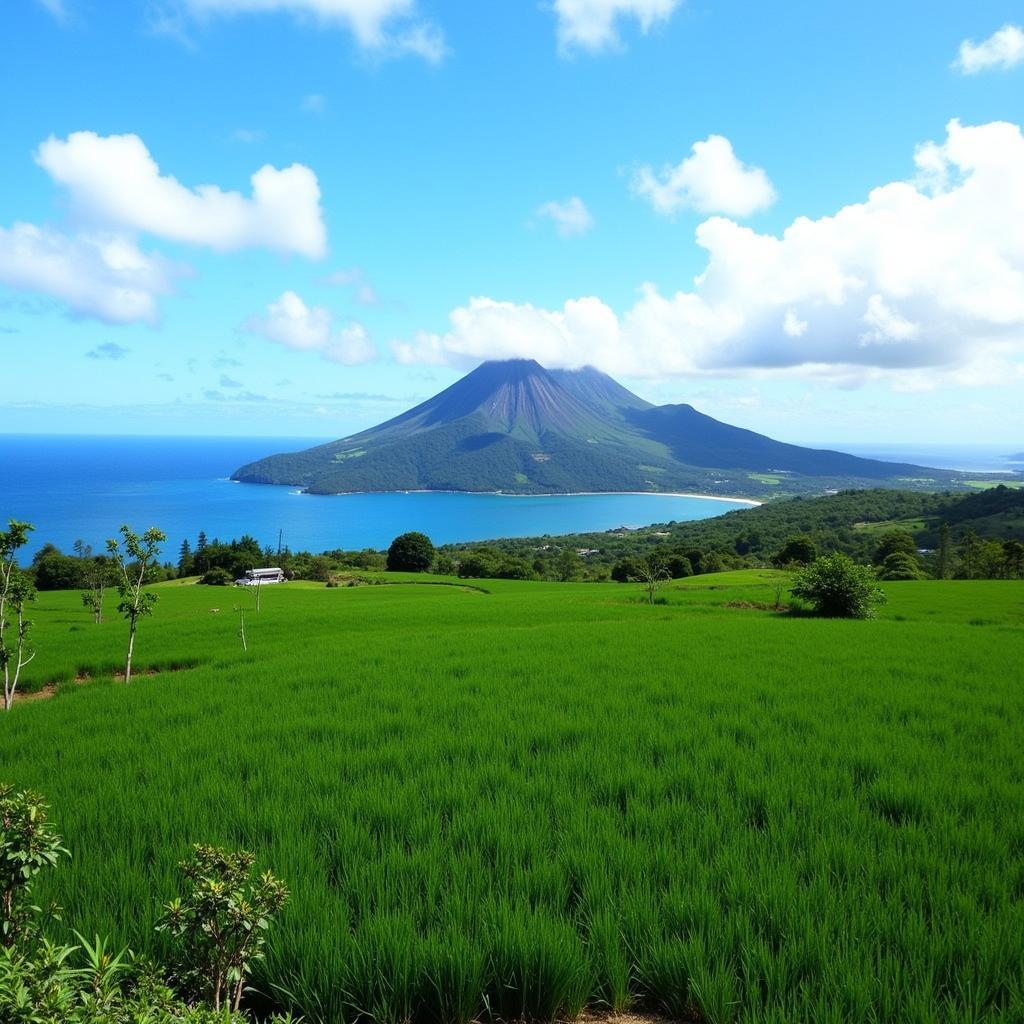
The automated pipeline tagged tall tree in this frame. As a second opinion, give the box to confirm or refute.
[1,521,36,712]
[106,525,166,684]
[937,522,952,579]
[555,547,581,582]
[960,529,980,580]
[1003,539,1024,579]
[178,538,193,575]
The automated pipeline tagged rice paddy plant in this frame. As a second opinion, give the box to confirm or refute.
[0,575,1021,1022]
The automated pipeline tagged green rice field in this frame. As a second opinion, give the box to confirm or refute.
[3,572,1023,1023]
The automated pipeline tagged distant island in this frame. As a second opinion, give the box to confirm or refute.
[233,359,983,499]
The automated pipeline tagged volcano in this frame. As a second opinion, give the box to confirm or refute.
[232,360,943,497]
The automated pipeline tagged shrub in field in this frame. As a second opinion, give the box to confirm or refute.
[0,786,67,947]
[790,552,886,618]
[199,567,234,586]
[157,845,289,1013]
[387,532,435,573]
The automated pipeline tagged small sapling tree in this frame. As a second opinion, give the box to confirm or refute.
[77,545,114,625]
[790,552,886,619]
[157,845,288,1013]
[0,785,67,946]
[106,525,166,684]
[1,522,36,712]
[235,605,247,651]
[630,560,670,605]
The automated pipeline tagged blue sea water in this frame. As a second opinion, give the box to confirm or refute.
[832,443,1023,473]
[0,435,753,561]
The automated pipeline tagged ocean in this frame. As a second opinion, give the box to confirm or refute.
[4,435,1019,562]
[1,434,753,561]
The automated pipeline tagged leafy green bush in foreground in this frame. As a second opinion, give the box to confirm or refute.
[0,785,291,1024]
[791,552,887,618]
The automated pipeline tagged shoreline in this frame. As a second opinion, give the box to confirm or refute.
[268,483,762,507]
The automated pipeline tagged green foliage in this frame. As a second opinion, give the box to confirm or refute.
[386,532,435,573]
[32,554,85,592]
[873,529,918,565]
[553,548,581,582]
[106,526,165,621]
[0,812,293,1024]
[191,535,264,581]
[878,552,925,581]
[433,554,456,576]
[198,567,233,587]
[1,524,38,712]
[610,556,645,583]
[773,534,817,567]
[0,786,67,948]
[105,526,166,684]
[157,845,288,1013]
[661,553,693,578]
[791,552,887,618]
[446,486,1024,578]
[0,935,272,1023]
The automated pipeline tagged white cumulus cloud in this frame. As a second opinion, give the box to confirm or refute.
[535,196,594,238]
[553,0,679,54]
[955,24,1024,74]
[395,119,1024,390]
[182,0,446,61]
[632,134,777,218]
[245,290,377,364]
[0,223,181,325]
[36,131,327,259]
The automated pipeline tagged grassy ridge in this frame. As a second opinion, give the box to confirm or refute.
[3,575,1024,1022]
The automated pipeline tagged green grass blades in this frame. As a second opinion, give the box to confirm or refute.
[2,575,1023,1023]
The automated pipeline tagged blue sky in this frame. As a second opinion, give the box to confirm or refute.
[2,0,1024,445]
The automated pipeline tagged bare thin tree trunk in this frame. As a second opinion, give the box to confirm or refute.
[2,605,34,711]
[238,608,246,651]
[124,618,136,684]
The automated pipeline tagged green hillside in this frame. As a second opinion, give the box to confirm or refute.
[447,485,1024,569]
[4,575,1023,1023]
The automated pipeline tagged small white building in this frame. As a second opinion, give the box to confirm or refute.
[236,567,285,586]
